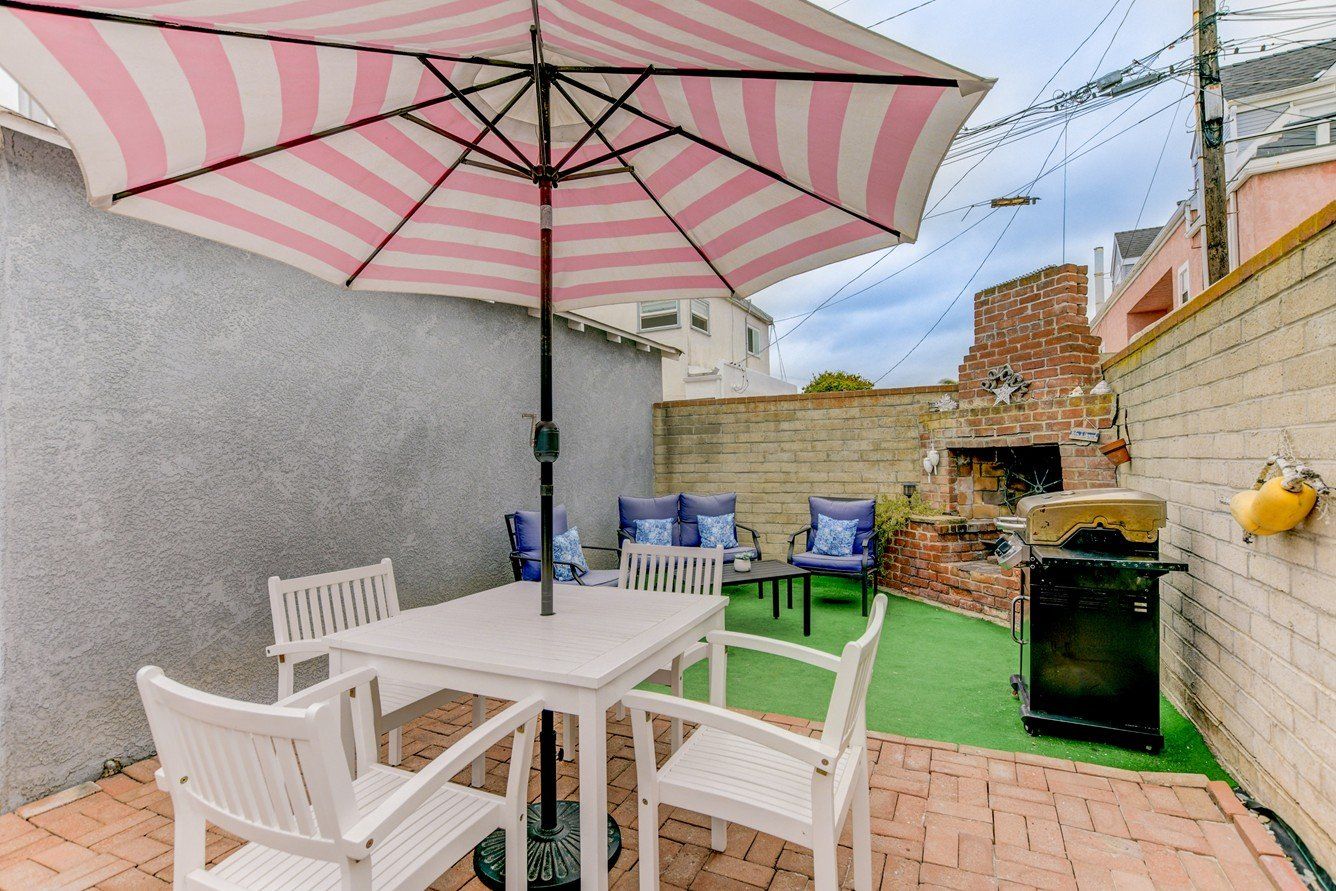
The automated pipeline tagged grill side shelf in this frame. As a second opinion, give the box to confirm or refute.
[1029,545,1188,574]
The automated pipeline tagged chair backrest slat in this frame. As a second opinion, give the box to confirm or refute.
[821,594,888,753]
[137,666,361,861]
[619,542,724,597]
[269,559,399,645]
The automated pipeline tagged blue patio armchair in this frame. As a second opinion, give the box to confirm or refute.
[617,493,761,562]
[788,496,880,616]
[505,506,621,587]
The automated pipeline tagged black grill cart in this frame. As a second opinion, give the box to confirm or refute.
[998,489,1187,752]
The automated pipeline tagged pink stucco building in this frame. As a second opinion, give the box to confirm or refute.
[1091,41,1336,353]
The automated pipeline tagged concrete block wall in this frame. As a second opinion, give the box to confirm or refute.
[1102,203,1336,871]
[653,387,949,558]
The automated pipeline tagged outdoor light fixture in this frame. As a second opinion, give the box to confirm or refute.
[903,483,918,498]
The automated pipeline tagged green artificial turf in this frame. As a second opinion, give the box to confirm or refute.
[673,576,1229,780]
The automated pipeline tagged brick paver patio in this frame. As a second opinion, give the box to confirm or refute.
[0,697,1305,890]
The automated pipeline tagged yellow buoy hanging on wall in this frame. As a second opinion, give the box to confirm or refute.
[1230,455,1324,541]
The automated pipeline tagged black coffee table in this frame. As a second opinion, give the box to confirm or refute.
[721,560,812,636]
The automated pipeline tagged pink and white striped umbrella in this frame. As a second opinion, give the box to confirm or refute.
[0,0,990,309]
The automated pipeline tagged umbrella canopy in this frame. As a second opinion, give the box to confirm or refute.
[0,0,990,309]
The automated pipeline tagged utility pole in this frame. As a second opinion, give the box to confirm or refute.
[1194,0,1230,285]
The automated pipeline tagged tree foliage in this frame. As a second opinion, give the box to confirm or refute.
[803,370,874,393]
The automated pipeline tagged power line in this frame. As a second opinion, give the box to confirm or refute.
[1136,80,1190,227]
[870,127,1069,386]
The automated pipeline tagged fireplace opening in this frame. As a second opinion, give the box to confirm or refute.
[952,445,1064,518]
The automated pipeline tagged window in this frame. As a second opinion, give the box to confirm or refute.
[638,300,679,331]
[1176,263,1191,306]
[745,323,764,356]
[689,298,711,334]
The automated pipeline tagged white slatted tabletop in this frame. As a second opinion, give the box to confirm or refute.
[325,581,726,891]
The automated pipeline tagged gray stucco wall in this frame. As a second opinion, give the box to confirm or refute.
[0,130,660,808]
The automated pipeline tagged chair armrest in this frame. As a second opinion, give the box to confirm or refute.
[706,630,842,672]
[787,526,812,562]
[736,523,762,559]
[343,695,544,854]
[622,690,837,770]
[512,552,586,575]
[265,640,329,660]
[275,667,379,709]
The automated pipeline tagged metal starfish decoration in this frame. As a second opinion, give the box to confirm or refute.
[982,365,1029,405]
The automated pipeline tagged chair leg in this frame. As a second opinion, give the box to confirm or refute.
[711,818,727,852]
[860,572,868,617]
[172,806,205,890]
[669,658,684,753]
[638,795,660,891]
[387,727,403,767]
[471,695,487,787]
[851,760,873,891]
[562,713,576,761]
[812,817,839,891]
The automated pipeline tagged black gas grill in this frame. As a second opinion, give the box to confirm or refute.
[996,489,1187,752]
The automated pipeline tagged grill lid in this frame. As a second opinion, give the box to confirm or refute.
[1015,488,1167,546]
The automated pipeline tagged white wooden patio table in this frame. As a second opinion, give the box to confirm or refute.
[324,579,726,890]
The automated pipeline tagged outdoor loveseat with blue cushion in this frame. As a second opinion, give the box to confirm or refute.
[505,506,620,587]
[617,493,761,563]
[788,496,880,615]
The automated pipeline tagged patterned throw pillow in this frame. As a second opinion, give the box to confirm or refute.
[552,527,589,581]
[697,513,738,549]
[633,517,674,546]
[812,514,858,557]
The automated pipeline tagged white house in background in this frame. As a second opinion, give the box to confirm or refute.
[581,296,795,401]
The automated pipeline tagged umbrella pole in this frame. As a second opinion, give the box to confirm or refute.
[474,46,620,889]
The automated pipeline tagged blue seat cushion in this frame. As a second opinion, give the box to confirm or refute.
[808,497,875,554]
[558,567,620,587]
[680,493,736,547]
[619,494,680,545]
[723,546,758,563]
[791,550,870,573]
[513,506,570,581]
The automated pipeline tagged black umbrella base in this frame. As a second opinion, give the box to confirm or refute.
[474,801,621,890]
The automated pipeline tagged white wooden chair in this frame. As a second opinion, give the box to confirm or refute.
[137,664,540,891]
[625,593,888,891]
[616,542,724,750]
[267,558,486,782]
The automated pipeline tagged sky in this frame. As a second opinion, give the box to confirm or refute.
[757,0,1336,389]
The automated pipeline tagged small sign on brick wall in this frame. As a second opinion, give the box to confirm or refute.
[1069,428,1101,443]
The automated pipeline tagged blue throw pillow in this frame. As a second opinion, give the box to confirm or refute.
[812,514,858,557]
[697,513,738,549]
[633,517,674,546]
[552,527,588,581]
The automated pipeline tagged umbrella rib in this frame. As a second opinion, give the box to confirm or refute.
[109,70,529,203]
[558,129,680,178]
[554,68,654,172]
[558,74,903,239]
[420,57,534,169]
[0,0,532,69]
[551,77,735,296]
[346,78,534,288]
[402,114,535,177]
[554,65,961,88]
